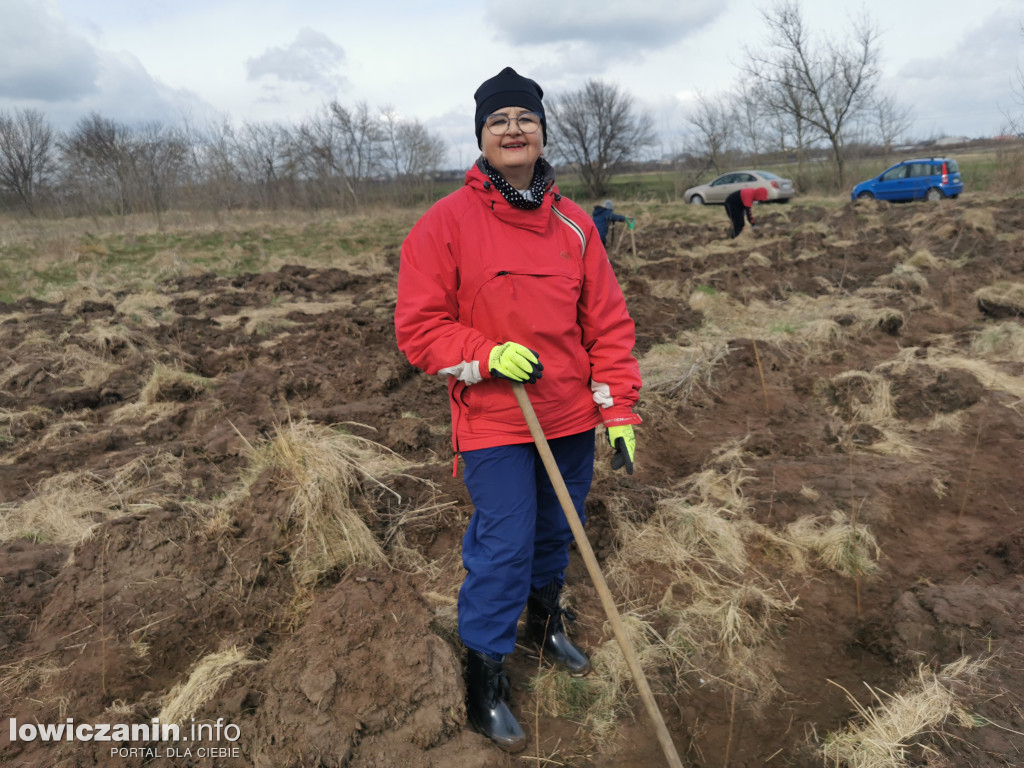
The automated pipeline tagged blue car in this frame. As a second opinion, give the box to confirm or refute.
[851,157,962,202]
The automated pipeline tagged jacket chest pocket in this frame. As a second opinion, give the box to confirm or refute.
[470,269,582,336]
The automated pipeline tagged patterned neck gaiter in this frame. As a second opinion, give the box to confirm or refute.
[481,157,551,210]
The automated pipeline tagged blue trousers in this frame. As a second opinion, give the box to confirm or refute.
[458,429,595,659]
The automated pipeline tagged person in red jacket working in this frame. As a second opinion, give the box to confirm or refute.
[724,186,769,238]
[394,66,642,752]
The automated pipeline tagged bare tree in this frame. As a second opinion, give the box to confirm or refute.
[60,113,137,215]
[868,91,913,156]
[685,91,737,174]
[0,108,54,215]
[231,121,292,209]
[129,121,190,219]
[547,79,657,198]
[760,70,821,191]
[732,80,765,162]
[187,118,248,210]
[745,0,882,188]
[289,107,351,209]
[379,107,447,179]
[331,100,385,195]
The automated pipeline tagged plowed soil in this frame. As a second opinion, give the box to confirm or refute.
[2,195,1023,768]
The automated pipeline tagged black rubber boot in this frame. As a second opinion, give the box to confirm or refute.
[525,581,592,677]
[464,649,526,753]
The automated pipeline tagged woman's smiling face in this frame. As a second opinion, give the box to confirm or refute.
[480,106,544,189]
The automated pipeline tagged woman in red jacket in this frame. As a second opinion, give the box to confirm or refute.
[394,67,642,752]
[724,185,769,238]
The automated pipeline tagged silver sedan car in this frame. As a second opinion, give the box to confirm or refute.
[684,170,795,205]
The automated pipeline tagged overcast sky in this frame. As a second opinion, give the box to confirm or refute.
[2,0,1021,167]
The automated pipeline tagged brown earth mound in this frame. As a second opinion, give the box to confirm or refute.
[2,196,1023,767]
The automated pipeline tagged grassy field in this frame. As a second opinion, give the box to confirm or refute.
[1,143,1019,306]
[0,207,423,304]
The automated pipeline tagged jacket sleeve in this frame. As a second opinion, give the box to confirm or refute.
[612,212,628,223]
[395,206,495,383]
[576,223,642,428]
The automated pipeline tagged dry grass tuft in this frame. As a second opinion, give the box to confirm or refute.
[0,453,184,545]
[875,264,928,293]
[821,656,988,768]
[212,298,354,336]
[611,502,747,591]
[823,370,919,458]
[663,580,791,704]
[62,343,122,387]
[683,290,901,360]
[139,363,212,405]
[922,352,1024,400]
[532,612,666,748]
[970,321,1024,361]
[0,655,66,703]
[638,341,732,407]
[961,207,997,234]
[828,370,895,423]
[785,511,882,580]
[158,647,258,725]
[231,419,407,582]
[903,249,944,270]
[975,282,1024,316]
[607,462,798,706]
[49,283,113,316]
[609,466,756,591]
[79,321,148,355]
[115,290,175,328]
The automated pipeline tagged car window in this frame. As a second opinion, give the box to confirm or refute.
[881,165,908,181]
[908,163,934,177]
[737,173,756,182]
[946,159,959,173]
[711,175,732,186]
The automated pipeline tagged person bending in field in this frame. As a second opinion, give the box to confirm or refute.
[724,186,768,238]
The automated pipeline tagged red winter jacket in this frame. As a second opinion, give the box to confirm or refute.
[740,186,769,207]
[395,159,642,454]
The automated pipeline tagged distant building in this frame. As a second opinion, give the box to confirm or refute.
[934,136,969,146]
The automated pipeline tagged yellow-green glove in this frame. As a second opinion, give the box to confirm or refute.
[607,425,635,474]
[489,341,543,384]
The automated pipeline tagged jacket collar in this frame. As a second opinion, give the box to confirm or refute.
[464,157,559,232]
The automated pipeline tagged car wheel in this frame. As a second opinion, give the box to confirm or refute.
[689,195,704,205]
[856,191,874,200]
[925,188,942,202]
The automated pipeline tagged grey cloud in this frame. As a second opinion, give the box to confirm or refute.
[897,11,1019,82]
[1,47,216,131]
[89,50,215,125]
[0,0,100,100]
[891,11,1021,137]
[246,28,350,92]
[486,0,724,51]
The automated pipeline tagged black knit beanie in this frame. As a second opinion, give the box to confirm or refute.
[473,67,547,148]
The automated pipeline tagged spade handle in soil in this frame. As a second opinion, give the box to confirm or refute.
[511,383,686,768]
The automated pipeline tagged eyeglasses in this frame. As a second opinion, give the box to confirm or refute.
[484,111,542,136]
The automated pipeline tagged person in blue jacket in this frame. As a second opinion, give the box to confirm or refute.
[591,200,629,247]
